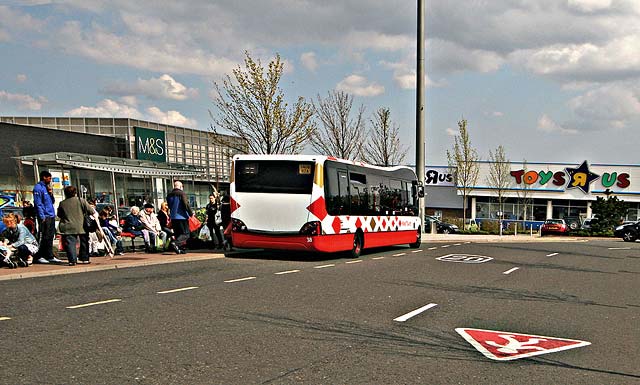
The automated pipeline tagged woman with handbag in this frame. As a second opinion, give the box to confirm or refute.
[205,193,223,249]
[57,186,97,265]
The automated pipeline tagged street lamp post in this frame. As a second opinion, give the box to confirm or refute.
[416,0,425,231]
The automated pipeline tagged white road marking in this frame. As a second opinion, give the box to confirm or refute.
[392,253,406,257]
[314,264,335,269]
[275,270,300,275]
[372,257,385,260]
[464,242,471,244]
[441,245,451,248]
[0,317,11,321]
[428,247,437,250]
[453,243,462,246]
[346,260,362,264]
[393,303,438,322]
[157,286,199,294]
[224,276,256,283]
[608,247,631,250]
[66,299,122,309]
[503,267,520,275]
[411,250,422,253]
[546,253,559,257]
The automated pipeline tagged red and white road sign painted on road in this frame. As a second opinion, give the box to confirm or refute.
[456,328,591,361]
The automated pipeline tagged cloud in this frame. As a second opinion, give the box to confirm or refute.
[16,74,27,83]
[336,75,384,97]
[300,52,318,72]
[537,114,578,134]
[0,5,45,41]
[103,74,199,101]
[0,90,46,110]
[568,84,640,126]
[66,98,198,127]
[146,107,197,128]
[446,127,457,136]
[381,57,444,89]
[343,30,414,52]
[567,0,612,13]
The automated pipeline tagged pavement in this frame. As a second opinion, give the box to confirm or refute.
[0,233,600,281]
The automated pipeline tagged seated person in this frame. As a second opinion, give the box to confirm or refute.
[139,203,168,252]
[99,209,125,255]
[122,206,152,252]
[1,213,38,267]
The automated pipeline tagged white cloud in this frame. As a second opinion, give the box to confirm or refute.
[428,39,504,74]
[65,98,197,127]
[343,30,414,52]
[568,84,640,125]
[300,52,318,72]
[567,0,612,13]
[336,75,384,97]
[66,98,144,119]
[146,107,197,128]
[0,90,46,110]
[103,74,199,101]
[0,5,45,41]
[16,74,27,83]
[446,127,457,136]
[537,114,578,134]
[381,58,443,89]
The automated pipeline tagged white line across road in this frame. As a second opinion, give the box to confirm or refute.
[66,299,122,309]
[157,286,199,294]
[224,276,256,283]
[345,260,363,264]
[441,245,451,248]
[392,253,406,257]
[546,253,559,257]
[0,317,11,321]
[428,247,437,250]
[274,270,300,275]
[503,267,520,275]
[372,257,385,260]
[411,250,422,253]
[314,264,335,269]
[608,247,631,250]
[393,303,438,322]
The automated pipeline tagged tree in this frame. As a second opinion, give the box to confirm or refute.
[310,90,365,160]
[590,196,628,234]
[13,144,27,203]
[486,145,511,225]
[447,119,479,225]
[515,159,532,221]
[209,51,316,154]
[360,107,407,166]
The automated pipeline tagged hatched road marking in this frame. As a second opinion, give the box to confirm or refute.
[372,257,385,260]
[66,299,122,309]
[428,247,438,250]
[392,253,406,257]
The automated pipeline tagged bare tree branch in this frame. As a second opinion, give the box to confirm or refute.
[486,145,511,222]
[361,107,407,166]
[447,119,479,225]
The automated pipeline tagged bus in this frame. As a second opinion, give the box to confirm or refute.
[230,155,424,257]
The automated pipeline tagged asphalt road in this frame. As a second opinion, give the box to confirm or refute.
[0,239,638,384]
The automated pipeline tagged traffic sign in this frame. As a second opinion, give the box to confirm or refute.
[456,328,591,361]
[436,254,493,264]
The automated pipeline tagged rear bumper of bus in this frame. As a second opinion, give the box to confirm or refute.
[232,230,417,253]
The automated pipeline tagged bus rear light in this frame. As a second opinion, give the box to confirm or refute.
[299,221,321,236]
[232,218,247,232]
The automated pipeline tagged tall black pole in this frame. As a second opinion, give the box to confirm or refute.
[417,0,425,229]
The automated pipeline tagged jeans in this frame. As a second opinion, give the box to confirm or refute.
[62,234,89,263]
[36,217,56,260]
[207,222,223,247]
[102,227,124,253]
[172,219,189,248]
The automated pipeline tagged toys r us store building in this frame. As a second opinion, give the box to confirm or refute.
[423,160,640,222]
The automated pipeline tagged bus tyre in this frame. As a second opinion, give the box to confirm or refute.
[410,228,421,248]
[351,233,363,258]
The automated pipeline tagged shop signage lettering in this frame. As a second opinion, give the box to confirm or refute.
[510,160,630,194]
[135,127,166,162]
[425,169,454,186]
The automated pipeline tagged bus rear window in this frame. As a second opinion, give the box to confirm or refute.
[235,160,315,194]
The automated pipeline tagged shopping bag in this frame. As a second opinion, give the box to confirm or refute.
[198,225,211,241]
[188,215,202,232]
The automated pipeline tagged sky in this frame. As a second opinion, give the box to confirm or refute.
[1,0,639,166]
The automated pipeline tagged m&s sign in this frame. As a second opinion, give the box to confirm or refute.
[135,127,166,162]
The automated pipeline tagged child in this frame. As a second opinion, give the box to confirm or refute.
[1,213,38,268]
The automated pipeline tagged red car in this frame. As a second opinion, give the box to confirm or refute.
[540,219,569,236]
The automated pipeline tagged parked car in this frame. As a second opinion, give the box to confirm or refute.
[424,216,459,234]
[614,221,640,242]
[581,217,596,230]
[563,216,582,231]
[540,219,570,236]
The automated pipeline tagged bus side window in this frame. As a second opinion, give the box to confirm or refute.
[325,168,349,215]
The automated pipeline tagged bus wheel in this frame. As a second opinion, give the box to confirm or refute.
[350,232,363,258]
[410,227,421,248]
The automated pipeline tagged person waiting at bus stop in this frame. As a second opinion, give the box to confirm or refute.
[205,193,223,249]
[166,181,192,254]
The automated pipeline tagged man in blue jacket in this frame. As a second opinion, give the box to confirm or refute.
[166,181,193,254]
[32,171,63,264]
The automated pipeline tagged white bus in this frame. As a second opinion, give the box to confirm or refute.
[230,154,424,257]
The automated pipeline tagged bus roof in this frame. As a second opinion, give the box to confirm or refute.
[233,154,415,174]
